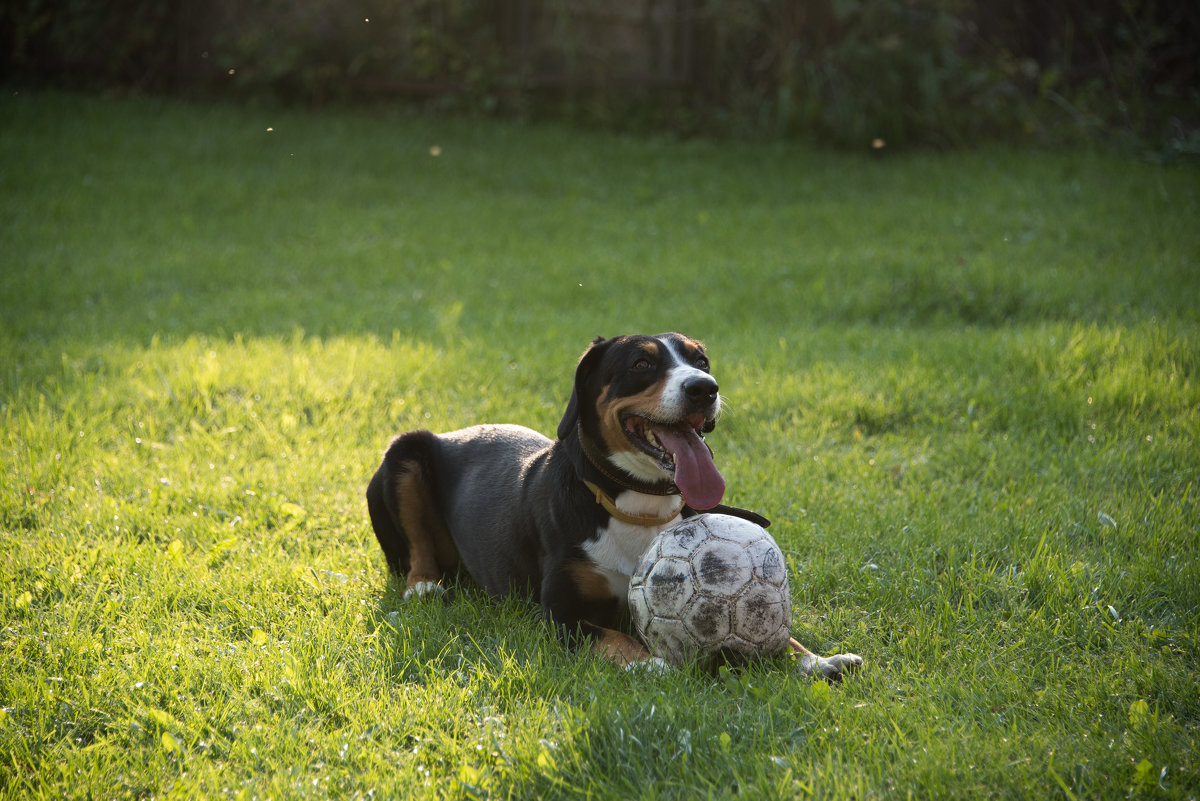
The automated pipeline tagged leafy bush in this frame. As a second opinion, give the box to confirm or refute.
[692,0,1035,146]
[2,0,180,90]
[691,0,1197,147]
[2,0,1195,147]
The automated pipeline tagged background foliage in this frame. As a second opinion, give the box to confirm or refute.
[3,0,1197,149]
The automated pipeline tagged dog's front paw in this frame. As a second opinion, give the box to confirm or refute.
[403,580,446,601]
[794,651,863,681]
[810,652,863,681]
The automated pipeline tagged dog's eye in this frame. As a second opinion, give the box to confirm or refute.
[694,355,710,371]
[632,358,653,372]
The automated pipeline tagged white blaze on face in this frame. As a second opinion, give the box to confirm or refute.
[657,336,721,420]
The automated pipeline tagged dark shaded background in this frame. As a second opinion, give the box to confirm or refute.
[4,0,1198,149]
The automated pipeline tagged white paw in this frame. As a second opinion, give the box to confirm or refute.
[625,656,673,674]
[814,652,863,680]
[403,580,445,600]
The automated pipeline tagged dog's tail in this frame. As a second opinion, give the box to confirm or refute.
[366,429,457,584]
[366,455,409,578]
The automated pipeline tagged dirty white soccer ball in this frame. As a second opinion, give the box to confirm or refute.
[627,514,792,666]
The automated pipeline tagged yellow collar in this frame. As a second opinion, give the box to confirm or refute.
[583,480,684,527]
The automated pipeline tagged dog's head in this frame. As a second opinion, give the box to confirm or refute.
[558,333,725,509]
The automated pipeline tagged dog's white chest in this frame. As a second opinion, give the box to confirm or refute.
[582,492,683,599]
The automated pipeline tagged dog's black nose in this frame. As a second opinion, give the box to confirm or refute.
[683,375,719,403]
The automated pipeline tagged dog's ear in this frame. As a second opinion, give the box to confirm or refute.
[557,336,609,441]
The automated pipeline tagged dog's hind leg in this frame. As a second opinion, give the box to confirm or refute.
[394,461,459,598]
[367,431,459,598]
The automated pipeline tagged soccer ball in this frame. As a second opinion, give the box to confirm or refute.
[627,513,792,666]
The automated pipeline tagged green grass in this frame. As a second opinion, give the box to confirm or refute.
[2,91,1198,799]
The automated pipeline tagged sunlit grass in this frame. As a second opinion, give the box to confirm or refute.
[1,92,1198,799]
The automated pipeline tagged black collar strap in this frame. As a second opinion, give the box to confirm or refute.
[576,421,680,497]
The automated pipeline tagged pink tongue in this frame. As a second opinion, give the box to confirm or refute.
[652,426,725,510]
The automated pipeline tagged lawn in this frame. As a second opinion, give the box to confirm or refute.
[1,92,1198,800]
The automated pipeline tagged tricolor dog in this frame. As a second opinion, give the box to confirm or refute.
[366,333,861,677]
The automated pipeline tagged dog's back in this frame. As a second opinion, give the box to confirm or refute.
[430,424,557,595]
[367,423,566,598]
